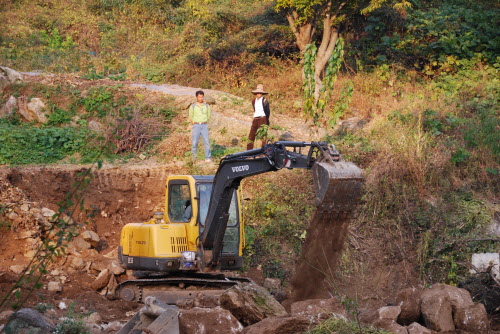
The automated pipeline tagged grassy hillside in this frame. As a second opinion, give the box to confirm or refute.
[1,0,499,310]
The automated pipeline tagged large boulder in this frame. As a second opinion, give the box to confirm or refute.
[453,303,490,333]
[179,307,243,334]
[4,308,54,334]
[396,287,422,325]
[220,282,288,326]
[241,316,311,334]
[420,290,454,332]
[17,96,49,123]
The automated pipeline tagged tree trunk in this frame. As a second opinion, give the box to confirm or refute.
[285,13,315,52]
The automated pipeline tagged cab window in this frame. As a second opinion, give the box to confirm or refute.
[168,182,191,222]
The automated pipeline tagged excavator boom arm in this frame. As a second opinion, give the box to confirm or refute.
[200,141,344,266]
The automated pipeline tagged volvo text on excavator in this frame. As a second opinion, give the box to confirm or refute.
[116,141,362,303]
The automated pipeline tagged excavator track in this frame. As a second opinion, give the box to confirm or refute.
[116,273,252,303]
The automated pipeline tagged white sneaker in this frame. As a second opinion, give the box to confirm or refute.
[205,158,212,163]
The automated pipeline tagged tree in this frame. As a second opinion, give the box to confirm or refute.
[275,0,411,125]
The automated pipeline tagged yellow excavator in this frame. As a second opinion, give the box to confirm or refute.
[116,141,362,303]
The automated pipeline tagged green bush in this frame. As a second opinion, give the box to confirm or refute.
[0,124,91,164]
[53,318,89,334]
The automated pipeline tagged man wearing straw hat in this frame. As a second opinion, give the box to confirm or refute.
[247,84,271,150]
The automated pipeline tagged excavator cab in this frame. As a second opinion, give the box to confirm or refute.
[118,175,245,273]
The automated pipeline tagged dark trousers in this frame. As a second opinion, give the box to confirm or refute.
[247,117,268,150]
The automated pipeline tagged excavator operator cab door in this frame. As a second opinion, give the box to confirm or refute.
[167,179,193,223]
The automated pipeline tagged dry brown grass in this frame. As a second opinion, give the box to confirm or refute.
[156,131,191,160]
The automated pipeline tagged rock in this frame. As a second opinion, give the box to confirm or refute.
[374,319,409,334]
[453,303,489,333]
[0,66,23,84]
[220,282,288,326]
[69,255,86,271]
[91,269,112,290]
[41,208,56,218]
[88,252,115,273]
[20,203,30,212]
[110,260,126,275]
[16,231,32,239]
[83,312,103,325]
[179,307,243,334]
[290,298,347,323]
[47,281,63,292]
[241,315,311,334]
[263,278,281,291]
[278,131,295,141]
[81,230,100,248]
[27,98,48,123]
[426,283,474,311]
[101,321,123,331]
[0,96,17,118]
[407,322,432,334]
[177,291,221,309]
[4,308,54,334]
[67,236,92,253]
[396,287,422,325]
[360,305,401,325]
[17,96,47,123]
[9,265,24,275]
[335,116,367,134]
[24,250,37,259]
[378,305,401,320]
[421,289,454,332]
[102,274,118,296]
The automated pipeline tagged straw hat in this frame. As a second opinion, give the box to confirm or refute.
[251,84,268,94]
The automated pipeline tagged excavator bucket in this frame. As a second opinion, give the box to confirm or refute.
[312,159,363,214]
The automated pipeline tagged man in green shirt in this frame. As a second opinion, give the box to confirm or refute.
[188,90,211,162]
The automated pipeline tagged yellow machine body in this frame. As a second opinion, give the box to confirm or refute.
[119,175,244,272]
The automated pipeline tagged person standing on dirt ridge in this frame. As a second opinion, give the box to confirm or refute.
[246,84,271,150]
[189,90,212,162]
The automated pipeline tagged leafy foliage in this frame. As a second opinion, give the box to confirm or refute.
[303,38,345,126]
[355,0,499,74]
[0,124,90,164]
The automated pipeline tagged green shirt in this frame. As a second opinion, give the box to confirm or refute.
[189,102,211,123]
